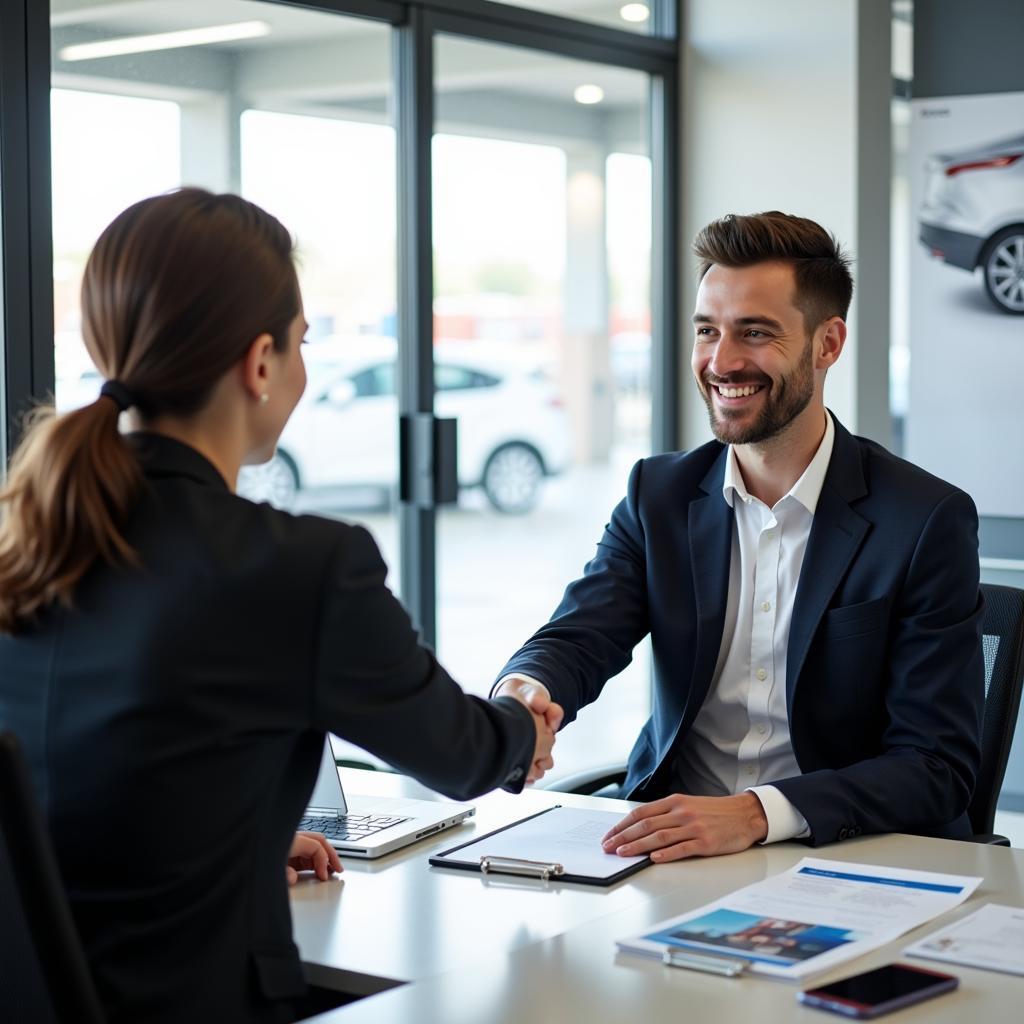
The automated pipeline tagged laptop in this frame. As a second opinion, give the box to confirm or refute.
[298,740,476,858]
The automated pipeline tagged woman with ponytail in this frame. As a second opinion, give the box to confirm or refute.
[0,189,559,1024]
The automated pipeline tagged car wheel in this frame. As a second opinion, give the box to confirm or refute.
[982,227,1024,314]
[482,443,544,514]
[237,450,300,510]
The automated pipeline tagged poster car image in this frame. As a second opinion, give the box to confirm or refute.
[908,91,1024,518]
[918,132,1024,314]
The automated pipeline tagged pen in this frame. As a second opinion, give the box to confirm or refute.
[662,948,750,977]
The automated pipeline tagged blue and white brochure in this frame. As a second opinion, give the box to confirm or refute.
[617,857,980,980]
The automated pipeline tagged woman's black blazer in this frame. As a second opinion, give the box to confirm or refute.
[0,433,535,1023]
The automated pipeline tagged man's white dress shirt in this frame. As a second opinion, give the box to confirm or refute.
[672,411,835,842]
[500,412,835,844]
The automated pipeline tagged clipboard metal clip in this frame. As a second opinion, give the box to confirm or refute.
[479,856,565,881]
[662,948,750,978]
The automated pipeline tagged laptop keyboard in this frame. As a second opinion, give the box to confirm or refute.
[299,813,411,843]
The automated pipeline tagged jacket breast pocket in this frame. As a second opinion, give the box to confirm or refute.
[822,597,889,641]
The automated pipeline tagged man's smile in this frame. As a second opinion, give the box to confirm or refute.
[712,383,765,400]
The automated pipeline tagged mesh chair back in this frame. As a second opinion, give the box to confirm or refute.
[971,584,1024,836]
[0,732,106,1024]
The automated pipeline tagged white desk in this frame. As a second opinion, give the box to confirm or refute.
[291,770,1024,1022]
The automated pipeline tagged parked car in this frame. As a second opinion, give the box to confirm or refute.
[238,337,571,513]
[918,133,1024,314]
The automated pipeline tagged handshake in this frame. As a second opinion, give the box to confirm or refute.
[495,676,564,785]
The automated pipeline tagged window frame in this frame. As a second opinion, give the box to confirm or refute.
[1,0,680,648]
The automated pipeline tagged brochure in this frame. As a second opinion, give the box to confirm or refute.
[905,903,1024,976]
[617,857,981,980]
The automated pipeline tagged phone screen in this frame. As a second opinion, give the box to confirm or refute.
[800,964,958,1017]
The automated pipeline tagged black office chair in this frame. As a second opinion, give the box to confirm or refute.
[0,730,107,1024]
[544,582,1024,846]
[970,582,1024,845]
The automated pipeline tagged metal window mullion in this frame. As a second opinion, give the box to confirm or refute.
[277,0,405,23]
[27,0,54,414]
[1,0,53,463]
[650,65,679,455]
[395,7,438,646]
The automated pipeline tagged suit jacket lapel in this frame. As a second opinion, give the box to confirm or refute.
[687,448,733,708]
[787,418,871,705]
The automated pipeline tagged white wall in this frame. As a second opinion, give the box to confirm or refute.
[679,0,870,448]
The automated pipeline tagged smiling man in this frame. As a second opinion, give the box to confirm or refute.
[494,211,985,861]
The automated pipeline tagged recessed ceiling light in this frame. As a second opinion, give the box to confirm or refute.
[574,84,605,105]
[620,3,650,23]
[58,21,270,62]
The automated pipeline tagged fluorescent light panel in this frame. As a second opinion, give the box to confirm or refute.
[620,4,650,23]
[574,84,605,105]
[59,21,270,62]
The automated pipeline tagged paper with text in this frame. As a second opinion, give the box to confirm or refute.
[617,857,980,980]
[906,903,1024,976]
[435,807,647,879]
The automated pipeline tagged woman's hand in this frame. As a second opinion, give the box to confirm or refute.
[286,830,343,885]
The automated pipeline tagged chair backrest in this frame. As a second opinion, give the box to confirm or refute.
[970,583,1024,836]
[0,731,106,1024]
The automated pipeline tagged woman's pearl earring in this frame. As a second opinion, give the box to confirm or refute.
[259,392,270,405]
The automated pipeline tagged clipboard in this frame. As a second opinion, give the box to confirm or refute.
[429,805,652,887]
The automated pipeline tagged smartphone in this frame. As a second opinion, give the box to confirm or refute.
[797,963,958,1018]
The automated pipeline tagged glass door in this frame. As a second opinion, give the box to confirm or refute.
[432,34,655,779]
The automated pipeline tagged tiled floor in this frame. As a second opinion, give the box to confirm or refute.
[993,809,1024,847]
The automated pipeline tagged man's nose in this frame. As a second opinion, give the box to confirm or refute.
[707,332,746,378]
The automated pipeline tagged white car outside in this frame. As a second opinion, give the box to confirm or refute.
[238,337,571,513]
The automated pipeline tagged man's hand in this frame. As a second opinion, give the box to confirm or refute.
[495,676,564,734]
[495,676,564,784]
[601,793,769,862]
[527,709,556,784]
[286,831,343,885]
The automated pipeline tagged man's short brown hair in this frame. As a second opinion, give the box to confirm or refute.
[693,211,853,330]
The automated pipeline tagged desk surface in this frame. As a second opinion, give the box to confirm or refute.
[292,770,1024,1023]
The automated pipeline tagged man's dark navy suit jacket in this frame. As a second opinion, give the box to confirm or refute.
[501,415,985,844]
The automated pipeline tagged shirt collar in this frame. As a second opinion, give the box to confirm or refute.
[721,410,835,514]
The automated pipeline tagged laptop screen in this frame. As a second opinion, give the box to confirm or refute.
[306,740,349,815]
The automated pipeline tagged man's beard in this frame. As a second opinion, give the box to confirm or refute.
[699,336,815,446]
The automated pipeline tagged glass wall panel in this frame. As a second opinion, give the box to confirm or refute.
[433,35,654,780]
[50,0,397,570]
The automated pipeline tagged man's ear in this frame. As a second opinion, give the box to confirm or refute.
[241,333,276,402]
[816,317,847,370]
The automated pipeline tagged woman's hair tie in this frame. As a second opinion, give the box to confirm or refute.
[99,379,136,412]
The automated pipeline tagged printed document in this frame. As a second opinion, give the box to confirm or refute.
[906,903,1024,976]
[436,807,647,879]
[617,857,980,980]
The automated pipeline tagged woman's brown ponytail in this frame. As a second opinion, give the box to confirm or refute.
[0,188,298,633]
[0,397,141,631]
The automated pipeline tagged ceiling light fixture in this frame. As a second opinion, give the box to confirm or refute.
[58,20,270,62]
[619,3,650,23]
[574,84,605,105]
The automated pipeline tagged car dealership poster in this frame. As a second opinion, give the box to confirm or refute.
[908,91,1024,517]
